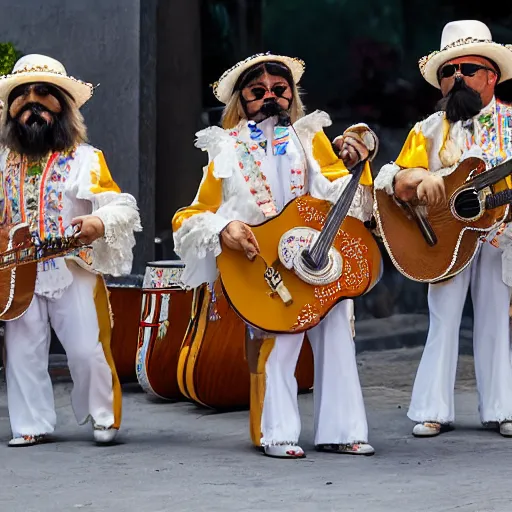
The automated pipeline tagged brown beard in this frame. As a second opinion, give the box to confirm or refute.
[0,94,88,158]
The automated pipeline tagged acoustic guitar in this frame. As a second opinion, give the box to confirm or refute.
[0,222,83,321]
[374,156,512,283]
[216,161,382,334]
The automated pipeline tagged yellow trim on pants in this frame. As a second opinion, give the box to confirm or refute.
[93,275,122,429]
[249,338,275,447]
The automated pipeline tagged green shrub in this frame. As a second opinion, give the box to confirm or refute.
[0,42,21,75]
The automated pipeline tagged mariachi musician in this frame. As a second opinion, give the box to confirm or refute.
[374,20,512,438]
[0,54,141,446]
[173,52,379,458]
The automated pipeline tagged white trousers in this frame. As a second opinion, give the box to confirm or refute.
[261,300,369,446]
[4,265,117,437]
[408,241,512,424]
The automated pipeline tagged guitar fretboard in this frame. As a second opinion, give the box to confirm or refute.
[0,236,83,270]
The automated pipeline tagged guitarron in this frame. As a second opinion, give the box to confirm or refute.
[177,278,314,410]
[375,156,512,283]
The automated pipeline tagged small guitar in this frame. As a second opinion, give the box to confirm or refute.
[216,161,382,334]
[374,156,512,283]
[0,222,86,321]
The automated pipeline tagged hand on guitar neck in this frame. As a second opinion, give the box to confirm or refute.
[71,215,105,246]
[220,221,260,261]
[394,168,447,207]
[333,130,371,170]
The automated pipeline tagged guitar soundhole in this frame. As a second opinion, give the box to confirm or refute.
[453,189,481,220]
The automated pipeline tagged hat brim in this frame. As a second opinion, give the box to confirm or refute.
[213,53,305,104]
[0,71,93,107]
[420,41,512,88]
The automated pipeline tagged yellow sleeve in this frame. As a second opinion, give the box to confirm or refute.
[172,161,223,231]
[394,125,430,170]
[90,150,121,194]
[312,131,373,186]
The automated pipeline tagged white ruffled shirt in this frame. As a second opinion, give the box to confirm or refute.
[174,111,374,288]
[0,144,142,299]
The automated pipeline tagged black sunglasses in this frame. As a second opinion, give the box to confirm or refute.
[249,84,289,100]
[8,82,70,105]
[438,63,497,81]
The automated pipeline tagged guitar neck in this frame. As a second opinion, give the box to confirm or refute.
[0,238,84,271]
[307,160,366,268]
[471,158,512,191]
[485,188,512,211]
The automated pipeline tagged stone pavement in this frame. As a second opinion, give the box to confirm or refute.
[0,347,509,512]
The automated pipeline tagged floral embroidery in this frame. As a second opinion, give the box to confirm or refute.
[464,100,512,249]
[465,100,512,168]
[230,122,307,217]
[234,140,277,217]
[2,149,76,239]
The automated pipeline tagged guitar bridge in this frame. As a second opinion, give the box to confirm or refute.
[264,266,293,306]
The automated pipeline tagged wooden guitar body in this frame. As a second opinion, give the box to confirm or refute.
[375,157,509,283]
[135,261,193,399]
[0,224,39,321]
[177,278,314,410]
[0,222,85,321]
[216,195,382,333]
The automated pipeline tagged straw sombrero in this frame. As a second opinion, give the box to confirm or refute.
[419,20,512,88]
[213,52,305,104]
[0,54,94,108]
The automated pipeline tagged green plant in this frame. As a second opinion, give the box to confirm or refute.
[0,42,21,75]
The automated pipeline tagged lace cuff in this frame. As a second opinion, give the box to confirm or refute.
[173,211,230,288]
[90,192,142,276]
[374,162,401,195]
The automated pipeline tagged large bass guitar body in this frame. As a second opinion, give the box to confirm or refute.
[107,278,143,383]
[177,278,314,410]
[375,157,510,283]
[135,261,193,399]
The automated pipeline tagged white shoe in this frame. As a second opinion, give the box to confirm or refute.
[316,442,375,456]
[93,426,118,444]
[412,422,442,437]
[263,444,305,459]
[8,434,48,447]
[499,421,512,437]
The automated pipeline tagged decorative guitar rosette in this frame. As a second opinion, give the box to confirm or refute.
[277,227,344,286]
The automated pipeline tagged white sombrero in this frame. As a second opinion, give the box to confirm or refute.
[213,52,305,104]
[0,54,94,107]
[419,20,512,88]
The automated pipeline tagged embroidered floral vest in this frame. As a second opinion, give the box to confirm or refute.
[228,125,306,218]
[0,150,76,237]
[0,148,95,268]
[464,99,512,168]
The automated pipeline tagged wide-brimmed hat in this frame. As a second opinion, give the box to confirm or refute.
[419,20,512,88]
[213,52,305,104]
[0,54,94,107]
